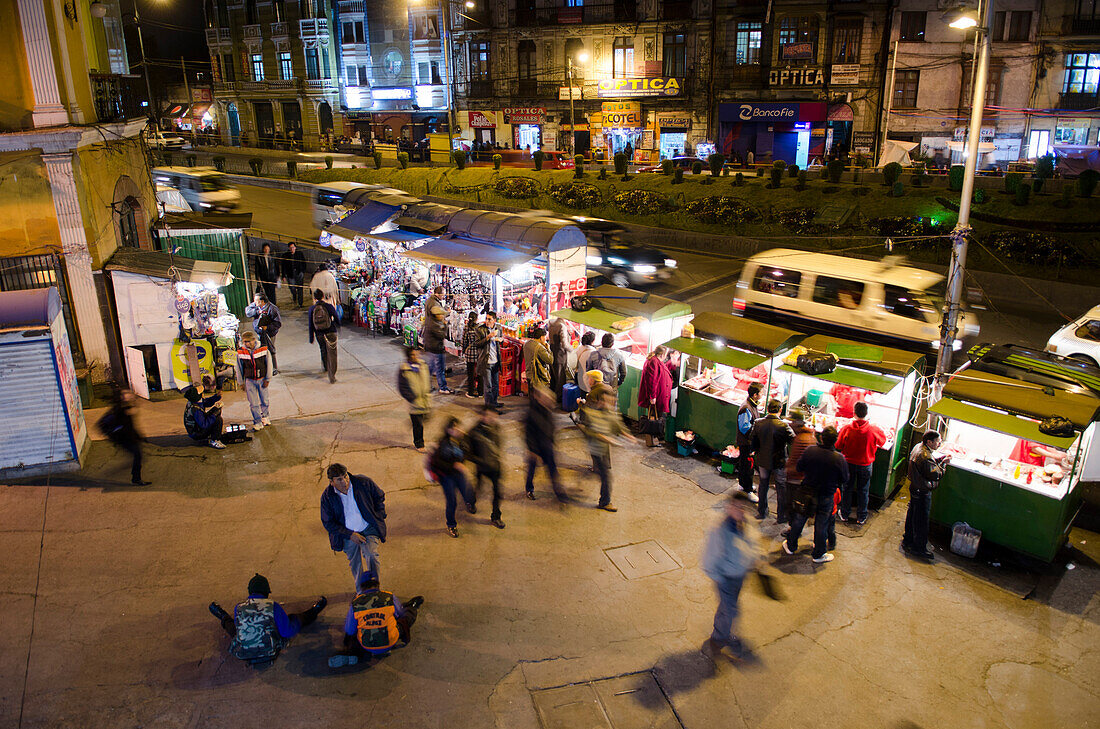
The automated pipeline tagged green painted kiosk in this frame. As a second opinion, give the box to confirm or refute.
[551,285,692,420]
[769,335,926,499]
[664,312,802,454]
[928,370,1100,562]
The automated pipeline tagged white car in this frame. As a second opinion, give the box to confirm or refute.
[145,129,187,150]
[1045,305,1100,367]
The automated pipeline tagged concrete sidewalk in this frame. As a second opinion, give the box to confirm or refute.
[1,289,1098,729]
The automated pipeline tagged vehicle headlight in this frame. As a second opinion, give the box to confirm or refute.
[664,258,677,268]
[586,255,603,266]
[200,202,212,208]
[633,264,657,274]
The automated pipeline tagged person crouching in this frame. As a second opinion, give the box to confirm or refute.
[328,572,423,668]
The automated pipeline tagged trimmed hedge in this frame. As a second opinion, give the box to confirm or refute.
[494,176,539,198]
[548,182,601,208]
[613,190,669,215]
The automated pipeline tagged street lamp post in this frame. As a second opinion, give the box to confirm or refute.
[439,0,458,157]
[934,0,995,386]
[567,51,588,157]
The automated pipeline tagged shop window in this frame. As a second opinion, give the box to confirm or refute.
[358,66,369,86]
[1075,320,1100,342]
[1027,130,1051,158]
[1055,121,1089,145]
[1063,53,1100,95]
[470,41,491,80]
[962,63,1002,107]
[899,11,926,42]
[832,17,862,64]
[893,69,919,109]
[751,267,802,298]
[993,11,1031,41]
[306,47,321,80]
[778,16,817,63]
[245,0,256,25]
[346,65,358,86]
[735,22,761,65]
[383,124,393,140]
[662,33,686,77]
[279,52,292,81]
[613,37,634,78]
[518,40,536,80]
[251,53,264,82]
[882,285,934,322]
[812,276,864,309]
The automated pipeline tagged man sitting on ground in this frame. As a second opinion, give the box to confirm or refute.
[209,573,326,665]
[184,385,226,448]
[328,572,423,668]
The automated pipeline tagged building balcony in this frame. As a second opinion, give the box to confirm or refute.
[513,1,638,26]
[303,79,338,92]
[205,27,232,45]
[271,21,288,39]
[243,24,262,41]
[90,73,146,122]
[1059,92,1100,110]
[300,18,330,41]
[660,0,692,20]
[468,80,495,97]
[214,81,238,93]
[516,79,538,96]
[1065,16,1100,35]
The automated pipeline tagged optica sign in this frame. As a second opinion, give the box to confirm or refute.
[596,77,682,98]
[718,102,827,123]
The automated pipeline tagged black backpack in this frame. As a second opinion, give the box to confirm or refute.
[397,367,417,403]
[312,302,333,331]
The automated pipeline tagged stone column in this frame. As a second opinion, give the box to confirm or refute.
[41,152,112,373]
[17,0,70,127]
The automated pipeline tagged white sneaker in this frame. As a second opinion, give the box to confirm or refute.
[812,553,835,563]
[209,439,226,449]
[261,417,271,426]
[253,422,264,430]
[782,541,795,555]
[744,490,759,504]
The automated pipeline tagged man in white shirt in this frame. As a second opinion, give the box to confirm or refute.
[320,463,388,587]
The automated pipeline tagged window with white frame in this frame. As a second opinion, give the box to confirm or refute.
[613,37,634,78]
[251,53,264,81]
[735,22,761,65]
[279,51,292,80]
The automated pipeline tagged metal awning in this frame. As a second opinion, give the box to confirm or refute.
[329,201,403,239]
[393,215,447,234]
[929,397,1078,451]
[664,335,768,371]
[777,363,901,394]
[690,311,803,356]
[0,287,60,330]
[105,248,232,286]
[941,370,1100,429]
[553,307,643,334]
[399,236,535,275]
[371,229,435,244]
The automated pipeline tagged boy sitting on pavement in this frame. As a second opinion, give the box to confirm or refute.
[209,573,326,666]
[328,572,424,668]
[183,385,226,448]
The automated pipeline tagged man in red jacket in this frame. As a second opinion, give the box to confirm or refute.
[836,401,886,525]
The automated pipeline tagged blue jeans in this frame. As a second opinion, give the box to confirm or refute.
[428,351,448,390]
[841,463,873,521]
[243,378,269,424]
[342,533,382,585]
[439,471,473,528]
[786,493,836,559]
[483,363,500,407]
[711,575,746,647]
[756,466,787,521]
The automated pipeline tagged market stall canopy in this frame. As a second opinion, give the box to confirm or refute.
[341,187,422,209]
[878,139,917,167]
[664,334,771,371]
[401,202,465,230]
[552,285,690,332]
[370,228,436,244]
[448,210,586,252]
[775,333,926,393]
[690,311,803,356]
[155,212,253,230]
[936,370,1100,431]
[329,200,407,240]
[0,287,60,331]
[399,236,535,275]
[105,247,233,287]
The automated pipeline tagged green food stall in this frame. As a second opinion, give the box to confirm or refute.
[552,285,692,420]
[769,335,926,499]
[929,370,1100,562]
[664,312,802,454]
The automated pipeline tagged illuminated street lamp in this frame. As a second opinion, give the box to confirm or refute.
[934,0,994,387]
[567,50,588,156]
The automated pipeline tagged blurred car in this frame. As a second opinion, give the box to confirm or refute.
[637,156,706,173]
[1045,305,1100,367]
[152,167,239,212]
[572,217,677,287]
[144,128,187,150]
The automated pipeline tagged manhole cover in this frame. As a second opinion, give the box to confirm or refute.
[532,672,682,729]
[604,541,681,580]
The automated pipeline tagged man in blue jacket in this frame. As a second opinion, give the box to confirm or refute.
[209,573,326,665]
[735,383,762,503]
[783,426,849,564]
[321,463,387,587]
[702,491,763,660]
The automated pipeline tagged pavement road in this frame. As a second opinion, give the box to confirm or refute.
[237,183,1069,351]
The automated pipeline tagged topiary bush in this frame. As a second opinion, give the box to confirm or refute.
[1078,169,1099,197]
[756,167,766,178]
[494,176,540,199]
[324,155,333,169]
[673,168,684,184]
[1015,182,1031,205]
[773,159,787,172]
[986,230,1083,266]
[248,157,263,176]
[612,189,669,215]
[492,153,501,170]
[948,165,965,191]
[452,150,466,170]
[734,172,745,187]
[911,171,926,187]
[186,153,197,167]
[797,170,808,191]
[692,161,703,176]
[396,152,409,169]
[614,152,628,176]
[973,188,986,204]
[1004,172,1024,194]
[1055,185,1074,208]
[788,164,800,179]
[574,154,584,178]
[883,162,902,187]
[286,160,297,178]
[769,167,783,188]
[661,159,673,176]
[373,151,383,169]
[1036,154,1054,179]
[892,180,904,197]
[548,181,601,208]
[533,150,544,171]
[683,196,758,225]
[1032,177,1043,193]
[826,159,844,184]
[708,153,726,177]
[598,166,607,180]
[212,155,226,172]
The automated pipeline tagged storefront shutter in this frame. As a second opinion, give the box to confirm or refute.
[0,341,73,469]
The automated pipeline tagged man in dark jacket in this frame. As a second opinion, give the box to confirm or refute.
[750,399,795,522]
[308,288,341,383]
[466,405,505,528]
[253,243,279,303]
[473,312,503,411]
[280,242,307,307]
[524,385,566,501]
[548,316,573,399]
[320,463,387,586]
[735,383,762,503]
[245,292,282,374]
[422,286,451,393]
[783,426,848,563]
[903,430,951,561]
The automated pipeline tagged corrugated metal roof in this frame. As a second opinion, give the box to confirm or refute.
[104,248,231,284]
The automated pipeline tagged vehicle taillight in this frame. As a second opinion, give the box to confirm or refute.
[732,298,746,312]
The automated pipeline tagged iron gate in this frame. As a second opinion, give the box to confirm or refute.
[0,253,83,364]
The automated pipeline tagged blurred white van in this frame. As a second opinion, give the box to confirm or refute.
[152,167,239,212]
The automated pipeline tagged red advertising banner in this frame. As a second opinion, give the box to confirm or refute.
[468,111,496,128]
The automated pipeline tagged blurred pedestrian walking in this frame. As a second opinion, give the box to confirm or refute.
[524,385,566,501]
[308,288,340,383]
[97,384,149,485]
[578,383,631,511]
[702,492,763,661]
[320,463,388,586]
[466,406,506,528]
[398,346,432,450]
[429,416,476,537]
[548,315,573,399]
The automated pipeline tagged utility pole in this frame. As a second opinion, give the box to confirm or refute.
[440,0,457,157]
[132,0,155,121]
[180,56,192,140]
[934,0,996,387]
[879,40,898,166]
[568,57,577,156]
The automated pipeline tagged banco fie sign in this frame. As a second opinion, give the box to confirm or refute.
[737,103,797,121]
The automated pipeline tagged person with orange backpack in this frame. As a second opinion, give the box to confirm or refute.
[328,572,423,668]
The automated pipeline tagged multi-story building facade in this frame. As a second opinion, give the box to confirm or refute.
[711,0,892,165]
[449,0,713,161]
[1030,0,1100,157]
[884,0,1042,167]
[1,0,158,378]
[204,0,341,149]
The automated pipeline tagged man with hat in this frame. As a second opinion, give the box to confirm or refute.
[209,574,327,665]
[328,572,424,668]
